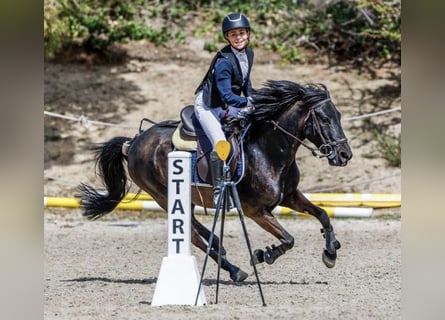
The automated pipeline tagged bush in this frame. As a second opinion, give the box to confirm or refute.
[44,0,169,59]
[44,0,401,67]
[373,130,401,167]
[319,0,401,65]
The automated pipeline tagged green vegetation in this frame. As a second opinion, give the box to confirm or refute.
[44,0,178,59]
[44,0,400,66]
[362,130,401,168]
[373,131,401,168]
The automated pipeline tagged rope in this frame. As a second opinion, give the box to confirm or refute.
[344,106,401,121]
[44,105,401,130]
[44,110,139,130]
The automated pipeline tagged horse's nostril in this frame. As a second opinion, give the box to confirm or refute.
[340,151,352,160]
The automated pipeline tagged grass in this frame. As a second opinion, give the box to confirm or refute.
[373,130,401,167]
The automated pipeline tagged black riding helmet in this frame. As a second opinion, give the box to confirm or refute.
[222,13,251,37]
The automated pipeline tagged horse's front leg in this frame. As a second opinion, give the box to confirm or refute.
[247,209,295,265]
[282,190,341,268]
[191,215,248,282]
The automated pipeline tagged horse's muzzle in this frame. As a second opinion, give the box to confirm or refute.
[328,144,353,167]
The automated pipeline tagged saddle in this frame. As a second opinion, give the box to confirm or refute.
[172,105,244,185]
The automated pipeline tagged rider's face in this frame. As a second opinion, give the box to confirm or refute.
[226,28,249,50]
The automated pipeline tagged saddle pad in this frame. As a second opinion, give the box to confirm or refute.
[172,124,197,151]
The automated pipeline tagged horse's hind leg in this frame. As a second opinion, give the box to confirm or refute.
[282,190,341,268]
[191,215,248,282]
[192,215,227,258]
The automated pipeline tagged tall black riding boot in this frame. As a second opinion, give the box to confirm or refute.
[209,150,224,207]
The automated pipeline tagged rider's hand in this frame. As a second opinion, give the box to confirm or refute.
[237,97,255,117]
[237,106,254,118]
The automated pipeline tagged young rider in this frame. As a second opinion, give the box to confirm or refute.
[194,12,255,206]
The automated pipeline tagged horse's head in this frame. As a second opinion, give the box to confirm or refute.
[249,80,352,166]
[302,87,353,166]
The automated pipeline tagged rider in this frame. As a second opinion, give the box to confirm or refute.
[194,12,255,206]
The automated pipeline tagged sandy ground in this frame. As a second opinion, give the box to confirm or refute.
[44,211,400,319]
[44,40,401,319]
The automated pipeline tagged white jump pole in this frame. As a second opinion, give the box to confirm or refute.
[151,151,206,306]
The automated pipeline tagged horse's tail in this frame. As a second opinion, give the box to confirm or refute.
[78,136,131,220]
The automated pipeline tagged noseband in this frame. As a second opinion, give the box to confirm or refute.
[267,98,348,158]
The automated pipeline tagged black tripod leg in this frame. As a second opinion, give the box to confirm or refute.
[230,183,267,307]
[215,188,228,304]
[195,183,225,306]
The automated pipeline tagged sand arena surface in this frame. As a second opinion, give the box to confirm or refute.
[44,212,400,319]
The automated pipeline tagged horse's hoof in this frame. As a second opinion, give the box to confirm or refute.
[251,249,265,265]
[231,269,248,282]
[322,249,336,268]
[264,248,277,265]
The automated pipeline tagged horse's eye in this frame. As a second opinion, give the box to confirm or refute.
[322,118,330,125]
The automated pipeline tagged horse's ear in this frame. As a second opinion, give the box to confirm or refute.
[318,83,329,97]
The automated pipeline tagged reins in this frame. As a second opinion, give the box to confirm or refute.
[266,98,347,158]
[267,119,324,157]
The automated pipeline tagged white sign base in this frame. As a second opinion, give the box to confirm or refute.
[151,255,206,306]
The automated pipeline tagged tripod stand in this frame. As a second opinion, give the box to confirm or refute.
[194,141,266,306]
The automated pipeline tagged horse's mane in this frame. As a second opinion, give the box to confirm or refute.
[250,80,330,121]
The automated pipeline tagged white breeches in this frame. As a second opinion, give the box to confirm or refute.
[194,91,227,148]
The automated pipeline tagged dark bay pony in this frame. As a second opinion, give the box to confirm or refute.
[79,80,352,282]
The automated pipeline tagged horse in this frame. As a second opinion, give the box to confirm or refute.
[79,80,353,283]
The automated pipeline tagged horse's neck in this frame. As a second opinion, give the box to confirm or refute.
[252,107,305,160]
[273,107,305,152]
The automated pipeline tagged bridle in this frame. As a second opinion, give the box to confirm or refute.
[266,98,348,158]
